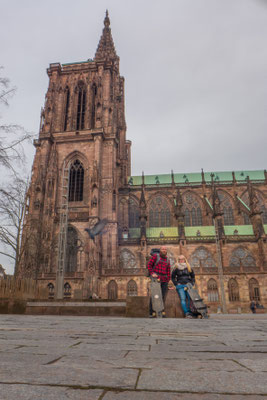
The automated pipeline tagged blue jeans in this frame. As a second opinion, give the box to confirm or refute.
[176,284,191,315]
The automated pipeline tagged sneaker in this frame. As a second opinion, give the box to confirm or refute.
[162,311,166,318]
[149,312,156,318]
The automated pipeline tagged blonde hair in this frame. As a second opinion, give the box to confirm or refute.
[178,254,192,273]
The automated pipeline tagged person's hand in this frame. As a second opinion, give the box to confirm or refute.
[151,273,158,278]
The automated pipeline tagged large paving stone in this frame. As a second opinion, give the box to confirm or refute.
[0,384,103,400]
[238,358,267,372]
[137,369,267,394]
[0,363,139,389]
[125,350,267,361]
[103,391,267,400]
[69,355,245,371]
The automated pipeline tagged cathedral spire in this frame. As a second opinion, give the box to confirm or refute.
[94,10,119,61]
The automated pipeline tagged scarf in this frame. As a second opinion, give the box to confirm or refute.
[177,259,192,272]
[177,262,187,270]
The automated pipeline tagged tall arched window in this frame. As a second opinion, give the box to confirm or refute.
[149,196,171,227]
[248,278,260,301]
[66,227,78,273]
[63,87,70,131]
[112,190,116,212]
[229,247,256,268]
[129,198,140,228]
[91,83,97,129]
[190,246,216,268]
[68,160,84,202]
[127,280,138,296]
[217,190,234,225]
[108,280,118,300]
[207,279,219,302]
[76,82,86,130]
[228,278,239,302]
[182,192,202,226]
[118,198,128,238]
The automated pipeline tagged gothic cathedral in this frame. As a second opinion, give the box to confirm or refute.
[19,12,267,311]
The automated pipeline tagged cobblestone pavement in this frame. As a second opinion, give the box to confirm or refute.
[0,314,267,399]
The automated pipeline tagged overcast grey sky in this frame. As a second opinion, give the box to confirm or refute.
[1,0,267,273]
[1,0,267,175]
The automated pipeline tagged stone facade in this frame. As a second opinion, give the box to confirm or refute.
[19,12,267,312]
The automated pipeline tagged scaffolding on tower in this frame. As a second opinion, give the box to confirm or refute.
[56,161,70,299]
[213,218,227,314]
[204,195,227,313]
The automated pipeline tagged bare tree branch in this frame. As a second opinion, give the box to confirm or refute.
[0,67,34,172]
[0,176,29,273]
[0,251,16,261]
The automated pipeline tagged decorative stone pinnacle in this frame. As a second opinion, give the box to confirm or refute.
[94,10,118,61]
[104,10,110,27]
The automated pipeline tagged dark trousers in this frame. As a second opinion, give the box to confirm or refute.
[149,282,168,315]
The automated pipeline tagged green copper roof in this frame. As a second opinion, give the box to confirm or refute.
[62,59,94,66]
[128,225,256,238]
[147,227,178,238]
[185,226,215,237]
[224,225,254,236]
[128,170,265,186]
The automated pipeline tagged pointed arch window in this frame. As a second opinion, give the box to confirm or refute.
[63,87,70,131]
[118,198,128,238]
[190,246,216,268]
[184,209,190,226]
[217,191,235,225]
[68,160,84,202]
[91,83,97,129]
[129,198,140,228]
[207,279,219,302]
[228,278,239,302]
[183,193,203,226]
[248,278,260,301]
[108,280,118,300]
[66,227,78,273]
[76,82,86,130]
[223,206,234,225]
[149,196,171,227]
[112,190,116,212]
[127,280,138,296]
[229,247,256,268]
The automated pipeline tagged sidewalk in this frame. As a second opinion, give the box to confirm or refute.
[0,314,267,399]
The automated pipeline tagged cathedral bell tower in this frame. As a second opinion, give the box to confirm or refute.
[19,11,131,297]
